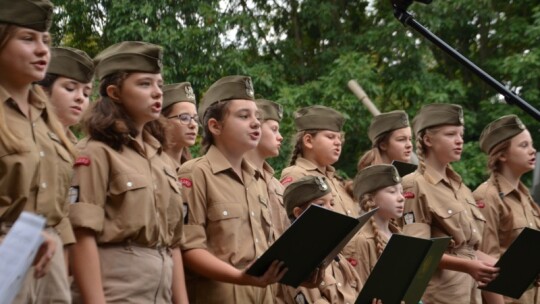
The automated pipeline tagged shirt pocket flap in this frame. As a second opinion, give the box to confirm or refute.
[110,173,149,195]
[207,203,242,221]
[432,202,464,219]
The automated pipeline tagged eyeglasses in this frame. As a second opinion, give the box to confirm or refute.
[168,113,199,125]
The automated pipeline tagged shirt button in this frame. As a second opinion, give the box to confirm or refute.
[347,210,351,214]
[255,238,259,243]
[39,151,45,157]
[41,182,47,189]
[32,122,36,127]
[251,211,255,216]
[223,211,228,216]
[530,223,534,227]
[320,281,325,286]
[337,282,342,287]
[127,182,133,187]
[473,229,477,233]
[448,209,453,214]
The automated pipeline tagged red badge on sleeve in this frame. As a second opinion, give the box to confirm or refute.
[179,177,192,188]
[346,258,358,267]
[403,191,415,199]
[476,200,485,208]
[280,176,293,186]
[74,156,91,166]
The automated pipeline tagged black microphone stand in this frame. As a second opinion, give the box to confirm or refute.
[392,0,540,122]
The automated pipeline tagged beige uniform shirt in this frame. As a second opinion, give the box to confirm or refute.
[260,162,290,240]
[474,174,540,304]
[342,222,400,283]
[179,145,273,304]
[280,157,359,217]
[69,132,184,248]
[0,85,74,245]
[277,254,361,304]
[401,166,485,304]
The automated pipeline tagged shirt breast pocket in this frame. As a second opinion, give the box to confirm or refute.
[110,173,149,196]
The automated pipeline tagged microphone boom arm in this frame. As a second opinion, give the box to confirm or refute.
[392,3,540,121]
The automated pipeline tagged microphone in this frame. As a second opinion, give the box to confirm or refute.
[391,0,432,11]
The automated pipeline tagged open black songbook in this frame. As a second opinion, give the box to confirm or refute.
[480,227,540,299]
[355,234,451,304]
[246,205,378,287]
[391,160,418,178]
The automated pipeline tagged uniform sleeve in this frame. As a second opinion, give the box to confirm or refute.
[473,184,501,258]
[54,216,75,245]
[279,166,307,188]
[179,163,208,251]
[69,143,109,233]
[402,174,432,239]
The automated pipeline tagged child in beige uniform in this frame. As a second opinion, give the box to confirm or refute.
[278,176,363,304]
[245,99,290,241]
[281,105,358,218]
[161,82,198,167]
[0,1,76,302]
[179,76,286,303]
[357,111,413,170]
[69,41,188,303]
[474,115,540,304]
[38,47,94,144]
[343,165,404,283]
[401,103,499,304]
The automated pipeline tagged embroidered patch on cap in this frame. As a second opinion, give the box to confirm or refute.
[179,177,192,188]
[294,292,308,304]
[476,200,485,208]
[404,211,415,225]
[68,186,79,204]
[280,176,293,186]
[74,156,91,166]
[403,191,415,199]
[183,203,189,224]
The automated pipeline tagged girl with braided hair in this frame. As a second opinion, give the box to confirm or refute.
[473,115,540,304]
[280,105,359,218]
[342,164,404,283]
[401,103,499,304]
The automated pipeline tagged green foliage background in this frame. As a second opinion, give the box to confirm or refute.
[51,0,540,189]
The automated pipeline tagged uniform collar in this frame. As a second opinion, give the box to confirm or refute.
[66,129,78,144]
[295,156,336,176]
[424,165,462,188]
[206,145,261,179]
[128,130,162,157]
[490,173,527,198]
[1,84,47,117]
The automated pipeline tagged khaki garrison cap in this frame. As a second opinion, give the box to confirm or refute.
[368,110,410,143]
[198,75,255,120]
[294,105,345,132]
[0,0,53,32]
[94,41,163,81]
[353,164,401,200]
[162,82,196,110]
[48,47,94,83]
[283,176,331,218]
[479,115,527,154]
[412,103,464,135]
[256,99,283,122]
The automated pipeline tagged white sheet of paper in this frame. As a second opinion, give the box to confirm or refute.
[0,212,45,303]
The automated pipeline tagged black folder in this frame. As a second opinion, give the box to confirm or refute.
[246,205,378,287]
[480,227,540,299]
[355,234,451,304]
[391,160,418,178]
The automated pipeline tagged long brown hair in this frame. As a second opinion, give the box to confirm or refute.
[288,130,320,166]
[83,72,166,151]
[0,24,76,158]
[200,100,232,154]
[357,131,391,171]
